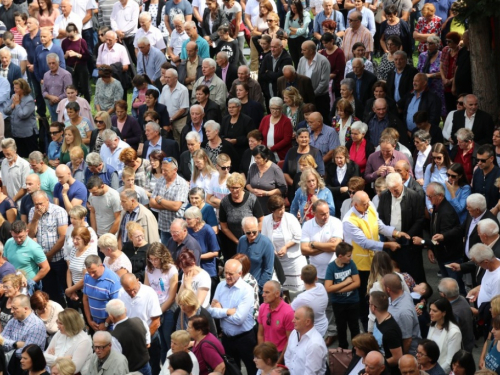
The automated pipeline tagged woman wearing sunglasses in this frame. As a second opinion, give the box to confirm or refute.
[423,143,452,213]
[88,111,121,153]
[445,163,470,224]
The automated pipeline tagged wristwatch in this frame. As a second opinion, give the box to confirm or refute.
[421,240,426,245]
[310,241,315,249]
[104,322,109,328]
[13,342,17,349]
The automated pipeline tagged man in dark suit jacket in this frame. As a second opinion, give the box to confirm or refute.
[276,67,315,105]
[394,159,425,201]
[346,58,378,116]
[415,182,465,293]
[258,39,292,109]
[387,51,418,103]
[450,94,495,145]
[141,121,180,161]
[378,174,426,282]
[0,53,22,95]
[137,92,170,130]
[215,52,238,92]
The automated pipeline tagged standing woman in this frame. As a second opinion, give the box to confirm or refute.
[177,249,211,309]
[94,65,124,114]
[201,0,228,55]
[262,195,306,291]
[143,0,167,35]
[11,12,28,46]
[89,111,120,153]
[416,339,446,375]
[427,298,462,374]
[440,32,461,114]
[30,291,64,339]
[345,121,375,175]
[20,345,50,375]
[282,87,304,134]
[187,188,218,233]
[188,316,225,375]
[445,163,471,224]
[418,35,445,119]
[379,6,412,58]
[4,78,37,157]
[423,143,451,212]
[246,145,287,215]
[331,99,358,146]
[191,149,219,191]
[222,0,246,66]
[413,3,442,54]
[122,222,150,282]
[237,83,265,128]
[284,0,310,67]
[64,101,93,145]
[206,153,231,214]
[319,32,345,102]
[193,85,222,124]
[57,85,94,126]
[376,35,402,81]
[59,125,88,165]
[144,242,178,364]
[111,100,142,151]
[259,97,293,161]
[34,0,60,34]
[413,130,432,186]
[220,98,255,156]
[61,23,90,102]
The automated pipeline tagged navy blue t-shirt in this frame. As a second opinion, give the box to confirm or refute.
[188,224,220,277]
[325,259,359,304]
[53,180,88,212]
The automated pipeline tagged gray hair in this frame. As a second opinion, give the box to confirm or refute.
[167,68,178,77]
[86,152,103,166]
[184,206,203,221]
[145,122,161,133]
[98,233,118,250]
[438,278,459,299]
[478,218,499,237]
[137,36,150,45]
[352,57,364,67]
[394,50,407,59]
[204,120,220,132]
[414,130,432,144]
[184,20,196,29]
[228,98,242,108]
[455,128,474,142]
[464,94,478,105]
[398,356,418,368]
[101,129,118,142]
[29,151,44,163]
[105,299,126,317]
[120,188,138,201]
[466,193,487,212]
[189,186,205,199]
[46,52,59,63]
[185,131,201,143]
[105,30,117,39]
[203,58,217,69]
[282,65,295,74]
[238,65,250,75]
[171,218,188,230]
[0,49,10,58]
[350,121,368,134]
[340,78,355,92]
[428,182,445,196]
[93,331,112,344]
[241,216,258,228]
[32,190,49,200]
[173,14,185,23]
[217,51,228,61]
[1,138,16,151]
[385,172,402,189]
[139,11,152,21]
[427,35,441,45]
[84,254,102,268]
[190,104,204,115]
[269,97,283,108]
[469,243,495,263]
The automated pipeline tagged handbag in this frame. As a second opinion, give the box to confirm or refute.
[200,340,242,375]
[328,348,353,375]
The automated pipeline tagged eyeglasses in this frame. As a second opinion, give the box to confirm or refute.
[245,231,258,236]
[456,101,464,105]
[218,165,231,170]
[348,190,355,195]
[266,312,272,325]
[94,343,111,351]
[49,131,61,135]
[446,173,458,178]
[477,158,491,163]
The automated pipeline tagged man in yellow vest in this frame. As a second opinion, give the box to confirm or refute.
[342,191,410,330]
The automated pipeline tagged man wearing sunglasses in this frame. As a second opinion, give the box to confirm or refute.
[237,216,274,294]
[471,144,500,210]
[442,93,466,142]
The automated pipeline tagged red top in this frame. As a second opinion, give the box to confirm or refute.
[454,143,474,183]
[259,114,293,160]
[350,138,367,173]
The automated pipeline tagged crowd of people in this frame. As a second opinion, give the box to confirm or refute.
[0,0,491,374]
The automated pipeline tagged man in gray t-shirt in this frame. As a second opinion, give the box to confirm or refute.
[87,176,122,236]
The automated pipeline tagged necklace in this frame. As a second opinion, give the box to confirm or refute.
[272,219,281,230]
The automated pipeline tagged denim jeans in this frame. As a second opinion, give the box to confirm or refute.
[44,99,59,123]
[159,309,175,363]
[137,362,152,375]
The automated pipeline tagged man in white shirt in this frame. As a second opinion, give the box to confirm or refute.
[99,129,130,178]
[3,31,28,79]
[53,0,83,41]
[159,68,189,143]
[442,93,465,142]
[109,0,139,64]
[284,306,328,375]
[96,30,130,71]
[134,12,166,54]
[167,14,188,66]
[468,243,500,308]
[300,199,342,346]
[118,273,162,375]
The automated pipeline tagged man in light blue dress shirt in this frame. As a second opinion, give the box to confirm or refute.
[136,38,167,82]
[209,259,257,375]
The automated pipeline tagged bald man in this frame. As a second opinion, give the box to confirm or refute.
[118,273,162,375]
[229,65,265,108]
[364,351,388,375]
[398,355,423,375]
[53,0,83,40]
[20,174,41,224]
[53,164,88,213]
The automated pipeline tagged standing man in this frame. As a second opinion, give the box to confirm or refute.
[313,0,345,40]
[88,331,130,375]
[364,136,411,184]
[109,0,139,65]
[177,42,202,96]
[95,30,130,70]
[20,174,41,224]
[237,216,274,293]
[0,138,30,208]
[163,0,193,37]
[149,157,189,243]
[53,164,87,213]
[257,280,294,364]
[297,41,331,121]
[472,144,500,210]
[209,259,257,375]
[119,189,159,245]
[377,173,425,282]
[342,11,373,61]
[179,21,209,60]
[167,15,189,66]
[28,151,57,199]
[72,0,96,74]
[118,273,162,375]
[134,12,166,54]
[191,58,227,113]
[0,0,22,30]
[142,122,180,161]
[301,199,343,346]
[99,130,130,179]
[82,255,121,332]
[365,98,407,146]
[0,49,22,94]
[84,153,120,189]
[468,243,500,309]
[284,306,328,375]
[386,51,418,103]
[215,51,238,92]
[159,69,190,143]
[229,65,265,108]
[136,38,167,83]
[346,57,378,116]
[394,159,424,199]
[166,218,201,263]
[42,53,72,122]
[276,65,315,105]
[87,176,122,237]
[307,112,341,163]
[27,191,68,307]
[4,220,50,283]
[22,17,44,118]
[53,0,83,42]
[34,28,66,88]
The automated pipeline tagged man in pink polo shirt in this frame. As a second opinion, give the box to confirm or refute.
[257,280,295,363]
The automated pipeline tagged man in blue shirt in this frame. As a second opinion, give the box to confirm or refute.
[308,112,341,163]
[313,0,345,40]
[209,259,257,375]
[34,28,66,83]
[136,38,167,82]
[179,21,209,61]
[53,164,88,215]
[237,216,274,293]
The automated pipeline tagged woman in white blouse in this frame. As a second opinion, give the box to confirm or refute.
[63,206,97,259]
[427,298,462,373]
[190,149,219,191]
[44,308,93,374]
[100,233,133,277]
[413,130,432,186]
[262,195,306,291]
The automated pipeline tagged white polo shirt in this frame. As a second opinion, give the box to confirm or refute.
[118,283,163,327]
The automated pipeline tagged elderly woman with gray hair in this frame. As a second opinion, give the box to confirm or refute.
[259,97,293,161]
[418,34,446,118]
[203,120,239,169]
[331,78,364,121]
[185,205,220,298]
[220,98,255,156]
[345,121,375,174]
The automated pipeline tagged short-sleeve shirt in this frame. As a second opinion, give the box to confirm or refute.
[88,188,122,236]
[151,174,189,232]
[53,180,88,212]
[180,268,211,308]
[146,265,178,305]
[325,259,359,304]
[188,224,219,277]
[68,246,98,284]
[301,216,343,279]
[163,0,193,28]
[4,237,47,280]
[374,316,403,362]
[103,253,133,275]
[35,168,58,199]
[83,265,121,323]
[257,299,294,352]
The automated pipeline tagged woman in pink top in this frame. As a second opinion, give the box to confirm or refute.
[35,0,60,33]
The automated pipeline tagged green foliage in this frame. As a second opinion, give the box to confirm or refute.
[454,0,500,23]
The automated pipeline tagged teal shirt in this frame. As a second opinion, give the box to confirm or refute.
[32,167,58,199]
[4,237,46,280]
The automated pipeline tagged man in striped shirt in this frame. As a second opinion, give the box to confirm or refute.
[342,11,373,61]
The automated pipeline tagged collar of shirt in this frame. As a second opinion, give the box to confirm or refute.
[150,136,162,148]
[272,51,283,62]
[465,111,476,120]
[391,188,404,203]
[246,233,263,245]
[418,145,431,158]
[0,65,8,71]
[203,76,213,86]
[352,205,368,219]
[337,164,347,173]
[307,53,318,66]
[127,204,140,217]
[489,236,500,249]
[389,293,405,306]
[114,316,129,326]
[224,276,246,290]
[221,65,228,74]
[42,42,54,51]
[50,67,62,76]
[267,298,286,312]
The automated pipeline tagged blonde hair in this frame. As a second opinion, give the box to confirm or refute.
[122,166,136,179]
[298,154,317,169]
[191,149,217,183]
[176,289,200,311]
[61,125,84,153]
[58,308,85,337]
[52,358,76,375]
[171,330,191,346]
[299,168,325,192]
[282,86,303,107]
[126,222,145,240]
[226,172,246,188]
